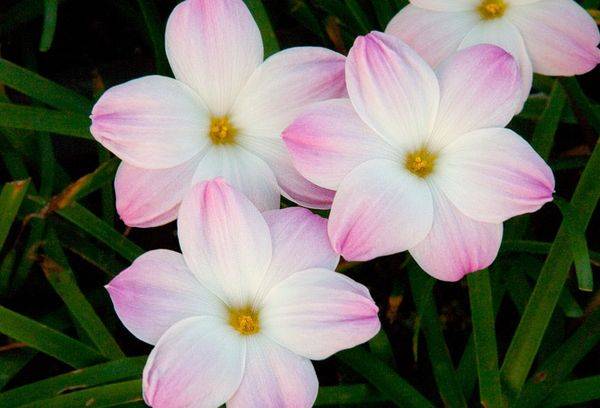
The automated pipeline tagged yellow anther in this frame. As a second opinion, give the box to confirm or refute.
[229,307,260,335]
[405,148,437,178]
[477,0,507,20]
[209,116,237,145]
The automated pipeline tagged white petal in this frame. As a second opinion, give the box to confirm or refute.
[411,0,479,11]
[143,316,245,408]
[385,5,479,67]
[435,127,555,224]
[165,0,263,115]
[192,146,280,212]
[177,179,273,307]
[262,268,380,360]
[409,187,503,282]
[227,335,318,408]
[460,19,533,110]
[328,159,433,261]
[346,32,440,151]
[106,250,225,345]
[90,76,208,169]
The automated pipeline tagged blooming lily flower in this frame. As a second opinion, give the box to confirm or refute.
[106,179,380,407]
[283,33,555,281]
[385,0,600,107]
[90,0,345,228]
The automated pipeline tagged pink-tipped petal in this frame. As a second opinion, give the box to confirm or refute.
[106,250,224,345]
[429,44,521,149]
[165,0,263,115]
[237,135,335,209]
[385,5,479,67]
[283,99,396,190]
[328,160,433,262]
[436,128,555,224]
[90,76,208,169]
[409,187,503,282]
[256,207,339,299]
[262,268,380,360]
[177,179,272,307]
[346,32,440,151]
[233,47,347,140]
[143,316,245,408]
[192,146,280,212]
[114,157,202,228]
[459,19,533,110]
[411,0,478,11]
[227,336,318,408]
[508,0,600,76]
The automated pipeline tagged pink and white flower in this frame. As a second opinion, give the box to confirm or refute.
[283,32,555,281]
[91,0,346,228]
[106,179,380,407]
[386,0,600,107]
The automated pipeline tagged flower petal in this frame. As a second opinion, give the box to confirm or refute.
[262,268,380,360]
[114,156,202,228]
[227,335,318,408]
[90,76,208,169]
[165,0,263,115]
[106,250,225,345]
[346,32,440,151]
[409,187,503,282]
[508,0,600,76]
[143,316,245,408]
[459,19,533,110]
[177,178,273,307]
[328,159,434,261]
[238,135,335,209]
[411,0,478,11]
[435,128,555,224]
[232,46,347,140]
[385,5,479,67]
[283,99,396,190]
[429,44,521,149]
[255,207,339,299]
[192,146,280,212]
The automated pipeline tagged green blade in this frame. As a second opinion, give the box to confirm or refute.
[0,103,92,139]
[0,179,30,249]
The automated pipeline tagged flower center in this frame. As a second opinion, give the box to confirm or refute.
[477,0,507,20]
[405,147,437,178]
[209,116,237,145]
[229,307,260,335]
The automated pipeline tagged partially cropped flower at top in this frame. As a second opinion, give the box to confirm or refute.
[106,179,380,407]
[284,32,555,282]
[90,0,345,227]
[386,0,600,108]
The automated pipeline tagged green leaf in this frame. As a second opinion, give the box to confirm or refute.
[0,103,92,139]
[544,376,600,408]
[135,0,170,75]
[244,0,280,57]
[42,228,125,360]
[368,330,396,368]
[289,0,326,41]
[315,384,387,406]
[467,270,504,408]
[0,357,146,406]
[0,179,30,249]
[371,0,396,28]
[344,0,371,33]
[560,77,600,134]
[0,349,37,390]
[39,0,59,52]
[337,347,434,408]
[0,305,105,368]
[0,58,91,113]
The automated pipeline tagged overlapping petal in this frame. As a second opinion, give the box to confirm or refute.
[328,160,433,261]
[429,44,521,149]
[143,317,245,408]
[283,99,396,190]
[435,128,555,224]
[346,32,440,151]
[165,0,263,115]
[90,76,208,169]
[261,268,380,360]
[105,250,224,345]
[409,187,503,282]
[227,336,318,408]
[177,179,273,307]
[508,0,600,76]
[411,0,478,11]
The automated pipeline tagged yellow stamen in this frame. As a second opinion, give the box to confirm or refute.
[229,307,260,335]
[209,116,237,145]
[405,147,437,178]
[477,0,507,20]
